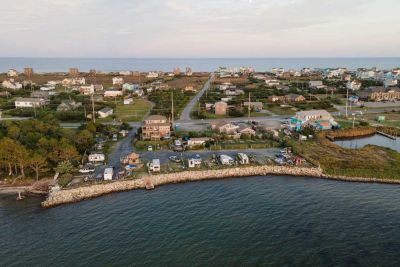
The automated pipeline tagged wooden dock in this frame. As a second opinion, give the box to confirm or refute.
[377,131,398,140]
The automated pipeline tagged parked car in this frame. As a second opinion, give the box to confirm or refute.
[147,145,153,151]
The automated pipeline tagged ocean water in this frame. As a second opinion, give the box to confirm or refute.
[1,175,400,267]
[0,57,399,73]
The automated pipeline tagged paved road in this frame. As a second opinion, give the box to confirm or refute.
[139,148,280,165]
[179,74,213,121]
[333,105,400,116]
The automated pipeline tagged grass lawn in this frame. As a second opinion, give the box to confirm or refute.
[98,98,152,123]
[267,106,296,116]
[114,99,152,122]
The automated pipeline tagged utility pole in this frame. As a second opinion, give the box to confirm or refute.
[91,93,96,123]
[33,104,37,118]
[171,91,174,125]
[248,92,251,124]
[345,86,349,118]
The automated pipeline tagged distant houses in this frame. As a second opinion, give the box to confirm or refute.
[267,94,305,103]
[62,77,85,86]
[112,77,124,85]
[2,79,22,90]
[358,86,400,101]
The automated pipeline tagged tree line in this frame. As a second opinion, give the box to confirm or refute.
[0,114,96,181]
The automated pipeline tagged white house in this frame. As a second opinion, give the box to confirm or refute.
[112,77,124,85]
[295,110,333,123]
[265,79,280,87]
[15,97,48,108]
[98,107,113,118]
[79,85,95,95]
[104,89,123,98]
[7,69,18,77]
[147,72,159,78]
[384,79,398,88]
[346,80,362,91]
[211,121,239,134]
[119,70,132,76]
[309,81,324,88]
[123,98,133,105]
[62,77,85,86]
[2,79,22,90]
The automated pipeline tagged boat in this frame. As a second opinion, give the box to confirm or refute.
[79,164,95,174]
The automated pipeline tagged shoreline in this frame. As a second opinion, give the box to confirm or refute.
[41,165,399,208]
[0,186,32,195]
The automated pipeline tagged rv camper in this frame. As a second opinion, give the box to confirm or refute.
[148,159,161,172]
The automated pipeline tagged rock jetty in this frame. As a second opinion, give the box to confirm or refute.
[41,165,399,208]
[42,166,323,208]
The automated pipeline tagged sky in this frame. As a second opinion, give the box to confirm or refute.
[0,0,399,58]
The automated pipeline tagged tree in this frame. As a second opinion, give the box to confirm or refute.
[14,143,30,177]
[0,137,18,176]
[55,160,75,175]
[29,153,47,181]
[75,129,94,153]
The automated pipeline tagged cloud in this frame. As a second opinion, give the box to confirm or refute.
[0,0,398,57]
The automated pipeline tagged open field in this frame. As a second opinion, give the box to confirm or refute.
[98,98,152,122]
[164,74,209,90]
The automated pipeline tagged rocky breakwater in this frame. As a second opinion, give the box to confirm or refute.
[148,166,324,187]
[42,166,323,208]
[42,178,146,208]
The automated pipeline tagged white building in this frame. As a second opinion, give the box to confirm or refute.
[295,110,333,123]
[112,77,124,85]
[119,71,132,76]
[104,89,123,98]
[62,77,86,86]
[7,69,18,77]
[123,98,133,105]
[384,79,398,88]
[15,97,47,108]
[98,107,113,118]
[79,85,95,95]
[147,72,159,78]
[2,79,22,90]
[346,80,362,91]
[265,79,280,87]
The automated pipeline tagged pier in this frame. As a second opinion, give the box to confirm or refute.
[377,131,398,140]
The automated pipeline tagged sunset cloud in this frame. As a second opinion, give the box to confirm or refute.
[0,0,398,57]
